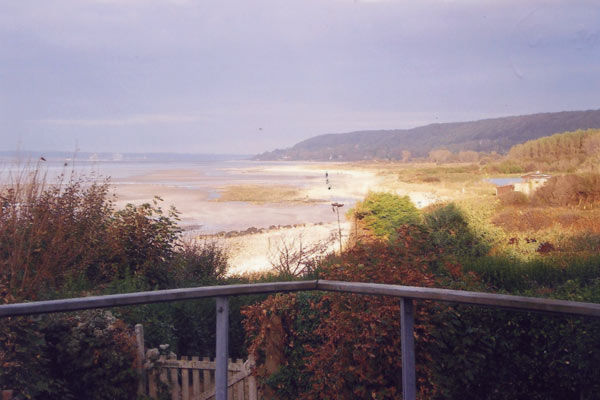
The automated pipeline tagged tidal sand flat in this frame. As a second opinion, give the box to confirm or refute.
[109,161,444,273]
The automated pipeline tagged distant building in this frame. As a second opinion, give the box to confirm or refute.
[496,184,515,196]
[514,172,551,196]
[494,171,551,196]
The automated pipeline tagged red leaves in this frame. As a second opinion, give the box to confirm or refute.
[244,227,453,399]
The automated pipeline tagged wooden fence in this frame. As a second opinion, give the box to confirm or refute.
[136,325,258,400]
[145,354,257,400]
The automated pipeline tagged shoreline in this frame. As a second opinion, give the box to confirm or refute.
[108,161,445,274]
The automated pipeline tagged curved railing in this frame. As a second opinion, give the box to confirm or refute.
[2,280,600,400]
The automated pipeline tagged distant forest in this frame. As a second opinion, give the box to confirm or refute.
[255,109,600,161]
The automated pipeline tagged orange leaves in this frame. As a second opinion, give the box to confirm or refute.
[242,225,466,399]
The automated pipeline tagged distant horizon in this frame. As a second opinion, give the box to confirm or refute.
[5,106,600,157]
[0,150,255,164]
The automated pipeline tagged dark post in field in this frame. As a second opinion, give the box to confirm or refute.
[401,297,416,400]
[216,297,229,400]
[331,202,344,254]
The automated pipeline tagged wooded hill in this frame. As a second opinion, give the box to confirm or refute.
[504,128,600,172]
[255,109,600,161]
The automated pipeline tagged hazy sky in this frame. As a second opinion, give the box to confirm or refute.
[1,0,599,154]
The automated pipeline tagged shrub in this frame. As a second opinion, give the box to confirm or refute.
[492,208,552,232]
[423,203,490,260]
[428,304,600,400]
[532,174,600,208]
[463,254,600,292]
[0,172,114,299]
[498,191,528,206]
[244,226,468,399]
[419,176,441,183]
[0,167,183,299]
[486,160,524,174]
[172,240,228,285]
[348,192,420,238]
[0,310,138,399]
[106,198,182,288]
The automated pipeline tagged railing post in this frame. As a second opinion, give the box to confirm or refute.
[401,297,416,400]
[215,297,229,400]
[134,324,146,396]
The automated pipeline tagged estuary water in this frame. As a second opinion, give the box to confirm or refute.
[0,156,357,234]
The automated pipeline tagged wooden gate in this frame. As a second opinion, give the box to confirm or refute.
[136,325,258,400]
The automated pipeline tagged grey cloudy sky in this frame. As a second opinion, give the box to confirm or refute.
[1,0,599,154]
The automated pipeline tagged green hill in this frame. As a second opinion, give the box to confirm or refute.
[255,109,600,161]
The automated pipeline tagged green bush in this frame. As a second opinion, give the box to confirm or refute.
[423,203,490,260]
[428,303,600,400]
[464,255,600,292]
[0,311,138,399]
[349,192,420,238]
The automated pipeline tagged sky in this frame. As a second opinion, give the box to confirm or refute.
[1,0,599,155]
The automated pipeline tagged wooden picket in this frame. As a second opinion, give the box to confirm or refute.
[145,355,257,400]
[137,324,257,400]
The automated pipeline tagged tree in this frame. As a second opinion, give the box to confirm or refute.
[428,148,453,163]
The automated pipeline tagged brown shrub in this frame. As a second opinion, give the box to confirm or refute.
[532,174,600,208]
[498,191,528,206]
[244,225,476,399]
[492,208,551,232]
[556,212,583,228]
[419,176,441,183]
[0,166,181,300]
[0,170,114,299]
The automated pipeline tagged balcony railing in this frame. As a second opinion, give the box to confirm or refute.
[2,279,600,400]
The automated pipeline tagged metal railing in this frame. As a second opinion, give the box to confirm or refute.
[2,279,600,400]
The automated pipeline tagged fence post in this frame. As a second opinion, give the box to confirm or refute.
[135,324,146,396]
[401,298,416,400]
[215,297,229,400]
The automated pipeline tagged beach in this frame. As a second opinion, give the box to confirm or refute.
[108,161,445,274]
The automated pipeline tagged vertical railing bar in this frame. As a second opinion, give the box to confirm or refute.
[215,297,229,400]
[401,297,416,400]
[134,323,146,396]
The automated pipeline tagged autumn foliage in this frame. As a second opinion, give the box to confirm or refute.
[244,225,468,399]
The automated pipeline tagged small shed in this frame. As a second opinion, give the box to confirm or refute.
[496,184,515,196]
[515,172,551,196]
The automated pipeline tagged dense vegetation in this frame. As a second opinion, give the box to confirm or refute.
[245,190,600,399]
[255,109,600,161]
[0,168,246,398]
[348,192,420,238]
[4,155,600,399]
[504,129,600,172]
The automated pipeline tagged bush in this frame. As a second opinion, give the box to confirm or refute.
[244,226,469,399]
[486,160,525,174]
[0,310,138,399]
[498,191,528,206]
[0,172,114,299]
[428,304,600,400]
[348,192,420,238]
[463,254,600,292]
[492,208,552,232]
[246,215,600,399]
[109,240,247,357]
[0,167,242,395]
[423,203,490,260]
[0,167,183,300]
[532,174,600,208]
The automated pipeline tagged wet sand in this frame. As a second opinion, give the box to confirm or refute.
[109,162,442,274]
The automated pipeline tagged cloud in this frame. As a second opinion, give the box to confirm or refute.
[36,114,205,127]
